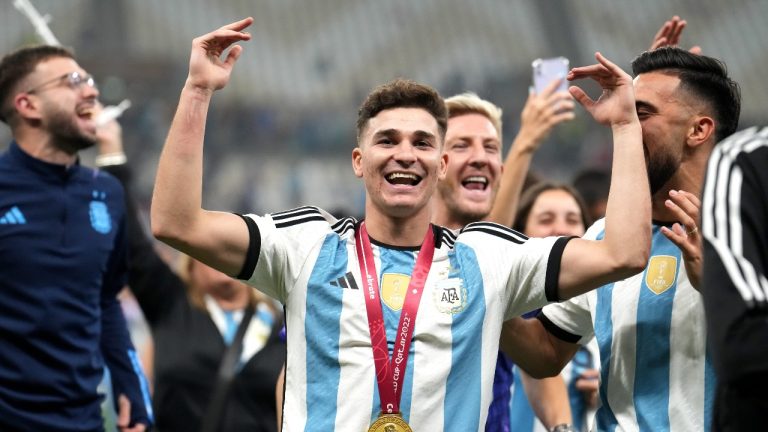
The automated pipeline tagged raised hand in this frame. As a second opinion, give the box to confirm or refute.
[93,103,124,156]
[649,15,702,55]
[574,368,600,409]
[660,189,703,289]
[568,52,638,127]
[516,79,576,148]
[187,17,253,92]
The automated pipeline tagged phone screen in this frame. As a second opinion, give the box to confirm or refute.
[532,57,570,95]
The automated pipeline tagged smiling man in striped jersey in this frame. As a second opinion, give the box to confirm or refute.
[151,18,651,431]
[501,47,741,431]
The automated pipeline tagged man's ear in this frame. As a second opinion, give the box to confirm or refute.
[438,151,448,181]
[687,115,715,149]
[13,94,42,121]
[352,146,364,178]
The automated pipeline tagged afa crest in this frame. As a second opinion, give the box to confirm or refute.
[432,278,467,314]
[381,273,410,311]
[89,190,112,234]
[645,255,678,294]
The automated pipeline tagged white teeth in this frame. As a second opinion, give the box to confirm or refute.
[387,173,418,180]
[464,176,488,184]
[78,107,94,117]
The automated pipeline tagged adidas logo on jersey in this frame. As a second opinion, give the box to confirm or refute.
[0,206,26,225]
[330,272,359,290]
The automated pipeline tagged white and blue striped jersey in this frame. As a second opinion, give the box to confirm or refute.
[540,219,714,432]
[238,207,570,431]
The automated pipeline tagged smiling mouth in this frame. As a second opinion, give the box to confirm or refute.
[462,176,488,191]
[76,106,95,120]
[386,172,422,186]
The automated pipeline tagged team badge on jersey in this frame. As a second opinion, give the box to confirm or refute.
[645,255,678,294]
[432,278,467,314]
[89,190,112,234]
[381,273,410,311]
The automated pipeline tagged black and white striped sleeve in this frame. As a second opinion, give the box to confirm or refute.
[702,126,768,383]
[238,206,346,302]
[702,126,768,309]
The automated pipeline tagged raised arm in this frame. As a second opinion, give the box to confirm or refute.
[151,18,254,276]
[486,80,575,226]
[556,53,651,299]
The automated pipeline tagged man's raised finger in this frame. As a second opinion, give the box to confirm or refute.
[594,52,626,78]
[221,16,254,32]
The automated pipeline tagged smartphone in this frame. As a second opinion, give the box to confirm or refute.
[532,57,570,95]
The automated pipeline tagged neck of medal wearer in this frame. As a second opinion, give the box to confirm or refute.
[363,204,432,248]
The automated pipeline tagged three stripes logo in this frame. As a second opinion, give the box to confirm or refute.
[271,206,325,229]
[330,271,359,290]
[0,206,26,225]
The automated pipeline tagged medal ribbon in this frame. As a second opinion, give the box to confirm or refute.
[355,221,435,415]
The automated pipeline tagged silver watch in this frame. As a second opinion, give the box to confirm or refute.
[550,424,577,432]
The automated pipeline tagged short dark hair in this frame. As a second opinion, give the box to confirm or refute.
[512,181,592,234]
[356,78,447,143]
[572,168,611,209]
[0,45,75,124]
[631,47,741,143]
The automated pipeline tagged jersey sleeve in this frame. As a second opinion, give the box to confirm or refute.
[703,132,768,308]
[456,222,573,320]
[536,219,605,345]
[99,201,153,427]
[237,206,341,303]
[538,293,595,345]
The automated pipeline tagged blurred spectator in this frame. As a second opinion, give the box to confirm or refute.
[95,112,285,432]
[571,168,610,223]
[511,182,600,432]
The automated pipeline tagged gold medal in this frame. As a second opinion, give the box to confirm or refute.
[367,413,413,432]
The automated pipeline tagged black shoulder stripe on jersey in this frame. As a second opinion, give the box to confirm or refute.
[537,311,581,344]
[461,224,526,244]
[545,236,575,302]
[462,221,528,242]
[332,217,357,236]
[275,215,326,229]
[436,226,456,249]
[236,214,260,280]
[441,226,457,242]
[271,206,322,221]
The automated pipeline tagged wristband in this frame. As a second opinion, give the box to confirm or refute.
[550,424,576,432]
[94,152,127,167]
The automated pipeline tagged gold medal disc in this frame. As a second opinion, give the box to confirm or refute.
[367,413,413,432]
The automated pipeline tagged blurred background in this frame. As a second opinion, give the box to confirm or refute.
[1,0,765,218]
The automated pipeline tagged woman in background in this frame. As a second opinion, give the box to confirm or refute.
[509,182,600,432]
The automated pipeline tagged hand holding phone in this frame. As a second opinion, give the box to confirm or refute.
[532,57,570,95]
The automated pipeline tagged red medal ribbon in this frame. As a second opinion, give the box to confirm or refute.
[355,222,435,415]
